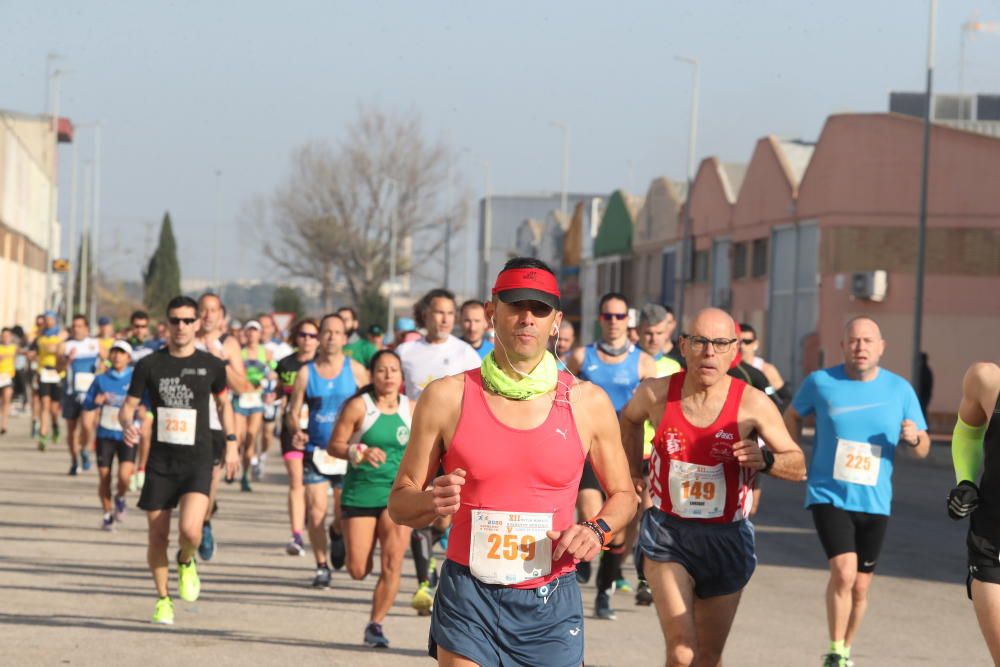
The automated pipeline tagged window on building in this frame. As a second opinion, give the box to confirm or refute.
[693,250,709,283]
[732,242,748,279]
[751,238,768,278]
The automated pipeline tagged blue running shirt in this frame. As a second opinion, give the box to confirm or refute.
[305,358,357,453]
[792,364,927,516]
[579,344,641,413]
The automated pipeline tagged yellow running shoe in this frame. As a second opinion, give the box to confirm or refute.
[177,555,201,602]
[152,596,174,625]
[411,581,433,616]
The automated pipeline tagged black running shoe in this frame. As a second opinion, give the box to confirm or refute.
[576,559,592,585]
[312,565,332,588]
[635,579,654,606]
[329,526,345,571]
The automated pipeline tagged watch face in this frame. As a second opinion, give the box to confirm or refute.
[595,518,611,533]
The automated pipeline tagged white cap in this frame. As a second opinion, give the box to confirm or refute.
[110,340,133,355]
[245,320,262,331]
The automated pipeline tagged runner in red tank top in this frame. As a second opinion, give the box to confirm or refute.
[622,307,806,667]
[390,258,636,667]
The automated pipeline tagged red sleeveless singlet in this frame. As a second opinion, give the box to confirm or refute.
[444,369,584,588]
[649,372,755,524]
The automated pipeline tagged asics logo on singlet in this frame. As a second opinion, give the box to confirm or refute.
[180,368,208,377]
[715,430,735,440]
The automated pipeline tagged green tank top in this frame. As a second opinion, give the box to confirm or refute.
[341,393,411,508]
[242,346,268,387]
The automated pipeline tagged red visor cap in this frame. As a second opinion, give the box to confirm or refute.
[491,268,561,310]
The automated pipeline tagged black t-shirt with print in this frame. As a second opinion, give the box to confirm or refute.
[129,348,227,467]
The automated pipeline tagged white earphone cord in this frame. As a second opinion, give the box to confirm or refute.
[490,316,582,404]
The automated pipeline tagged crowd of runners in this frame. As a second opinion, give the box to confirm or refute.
[2,256,998,666]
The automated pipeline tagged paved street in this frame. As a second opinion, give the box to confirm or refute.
[0,411,991,666]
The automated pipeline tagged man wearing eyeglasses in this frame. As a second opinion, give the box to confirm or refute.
[119,295,239,626]
[623,307,806,666]
[784,316,929,667]
[567,291,656,620]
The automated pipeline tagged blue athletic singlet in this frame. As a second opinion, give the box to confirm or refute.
[305,358,357,453]
[579,343,641,413]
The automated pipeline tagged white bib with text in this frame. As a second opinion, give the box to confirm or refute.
[156,407,196,446]
[668,460,726,519]
[0,373,11,389]
[833,439,881,487]
[311,448,347,476]
[238,392,263,409]
[73,372,96,394]
[100,405,123,432]
[40,368,60,384]
[469,510,553,585]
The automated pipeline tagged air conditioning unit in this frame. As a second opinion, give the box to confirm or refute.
[851,271,887,302]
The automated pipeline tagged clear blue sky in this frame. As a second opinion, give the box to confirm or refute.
[5,0,1000,293]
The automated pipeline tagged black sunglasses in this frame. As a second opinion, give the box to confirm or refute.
[600,313,628,321]
[298,332,319,339]
[168,317,197,326]
[740,338,755,345]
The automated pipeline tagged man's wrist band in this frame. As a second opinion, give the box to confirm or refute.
[579,521,605,547]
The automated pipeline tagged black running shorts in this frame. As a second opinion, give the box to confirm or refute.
[96,438,137,468]
[138,458,214,511]
[810,504,889,573]
[967,513,1000,599]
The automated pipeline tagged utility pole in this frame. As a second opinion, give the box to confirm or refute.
[912,0,937,394]
[481,161,493,299]
[675,56,700,333]
[44,67,63,313]
[66,126,80,315]
[79,163,93,318]
[89,123,102,328]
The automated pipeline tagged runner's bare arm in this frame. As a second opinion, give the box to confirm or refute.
[389,376,462,528]
[621,378,656,483]
[565,346,586,375]
[349,359,370,387]
[783,404,804,442]
[959,362,1000,427]
[740,388,806,481]
[119,395,142,442]
[218,389,239,477]
[638,351,657,381]
[565,383,639,548]
[222,337,253,394]
[328,396,364,459]
[285,365,309,447]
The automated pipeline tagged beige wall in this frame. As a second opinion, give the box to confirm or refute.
[631,178,684,307]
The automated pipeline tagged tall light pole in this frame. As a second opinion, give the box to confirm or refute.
[79,163,93,319]
[674,56,699,332]
[384,179,399,340]
[550,122,570,219]
[44,67,63,313]
[481,161,493,299]
[912,0,937,393]
[66,124,80,314]
[89,123,102,328]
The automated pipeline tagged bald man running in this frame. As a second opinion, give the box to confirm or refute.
[785,316,930,667]
[623,307,806,666]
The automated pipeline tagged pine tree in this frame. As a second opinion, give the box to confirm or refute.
[272,285,305,319]
[143,212,182,317]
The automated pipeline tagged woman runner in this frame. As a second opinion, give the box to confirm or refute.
[329,349,413,649]
[233,321,273,491]
[275,318,319,555]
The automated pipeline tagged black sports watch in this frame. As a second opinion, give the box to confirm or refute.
[760,448,775,474]
[226,434,237,442]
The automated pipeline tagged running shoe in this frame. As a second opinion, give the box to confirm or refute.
[286,535,305,556]
[614,578,633,594]
[576,559,592,584]
[199,522,216,562]
[411,581,434,616]
[363,621,390,649]
[31,420,38,438]
[81,450,92,471]
[312,565,332,588]
[101,513,114,531]
[329,526,345,570]
[135,470,146,489]
[152,596,174,625]
[37,439,46,452]
[177,553,201,602]
[595,590,617,620]
[68,463,78,476]
[635,579,654,606]
[822,654,854,667]
[251,458,262,482]
[52,421,60,439]
[240,471,252,492]
[114,495,127,522]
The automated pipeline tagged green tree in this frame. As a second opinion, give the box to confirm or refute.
[358,288,387,331]
[272,285,305,319]
[143,212,182,317]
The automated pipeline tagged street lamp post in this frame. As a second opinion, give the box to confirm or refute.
[912,0,937,393]
[45,68,63,313]
[550,122,570,220]
[675,56,700,333]
[481,161,493,299]
[88,123,102,328]
[66,126,80,314]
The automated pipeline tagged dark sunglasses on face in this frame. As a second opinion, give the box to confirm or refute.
[298,332,319,339]
[740,338,755,345]
[600,313,628,321]
[168,317,197,326]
